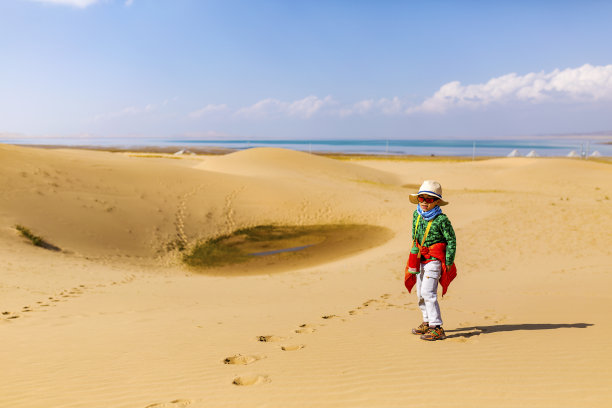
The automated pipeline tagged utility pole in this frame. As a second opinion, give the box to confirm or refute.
[586,141,590,159]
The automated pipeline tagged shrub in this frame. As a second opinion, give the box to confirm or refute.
[15,225,60,251]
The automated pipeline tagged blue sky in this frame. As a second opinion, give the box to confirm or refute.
[1,0,612,141]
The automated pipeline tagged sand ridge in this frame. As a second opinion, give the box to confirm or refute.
[194,147,400,184]
[0,145,400,259]
[1,145,611,408]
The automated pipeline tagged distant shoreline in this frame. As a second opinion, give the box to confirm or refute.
[10,143,485,161]
[5,143,612,163]
[2,137,611,157]
[13,144,237,155]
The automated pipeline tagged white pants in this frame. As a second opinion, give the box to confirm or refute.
[416,260,443,327]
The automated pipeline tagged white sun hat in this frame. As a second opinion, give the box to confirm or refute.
[409,180,449,206]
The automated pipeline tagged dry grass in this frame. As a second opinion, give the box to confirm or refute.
[15,225,61,251]
[320,153,487,162]
[589,157,612,164]
[126,154,183,159]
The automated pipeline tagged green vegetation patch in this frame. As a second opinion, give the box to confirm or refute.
[233,225,306,242]
[15,225,61,251]
[183,224,392,274]
[183,225,321,268]
[183,235,250,268]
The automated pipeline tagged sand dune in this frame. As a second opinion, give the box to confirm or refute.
[1,145,611,408]
[0,145,398,258]
[194,147,399,184]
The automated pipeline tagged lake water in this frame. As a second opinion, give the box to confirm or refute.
[2,137,610,157]
[172,139,610,157]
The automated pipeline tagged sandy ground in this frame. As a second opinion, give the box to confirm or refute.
[1,144,611,408]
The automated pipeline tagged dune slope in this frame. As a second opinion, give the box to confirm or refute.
[194,147,399,184]
[0,146,398,258]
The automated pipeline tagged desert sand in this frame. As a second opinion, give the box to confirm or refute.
[1,144,611,408]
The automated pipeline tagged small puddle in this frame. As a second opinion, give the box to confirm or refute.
[184,224,394,275]
[249,245,314,257]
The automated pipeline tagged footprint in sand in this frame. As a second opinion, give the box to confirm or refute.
[257,335,285,342]
[281,344,305,351]
[223,354,265,365]
[295,324,316,334]
[145,399,192,408]
[232,374,270,386]
[1,311,16,323]
[321,314,338,320]
[362,299,381,308]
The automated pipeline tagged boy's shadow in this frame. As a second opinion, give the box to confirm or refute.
[446,323,593,339]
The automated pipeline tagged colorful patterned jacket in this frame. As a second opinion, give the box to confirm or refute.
[411,209,457,266]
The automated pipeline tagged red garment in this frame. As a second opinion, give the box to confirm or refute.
[404,242,457,296]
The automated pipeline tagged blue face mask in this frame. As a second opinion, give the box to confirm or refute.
[417,204,442,221]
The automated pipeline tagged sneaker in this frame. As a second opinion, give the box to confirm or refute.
[420,326,446,341]
[411,322,429,335]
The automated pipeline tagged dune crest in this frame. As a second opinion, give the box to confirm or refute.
[195,147,399,184]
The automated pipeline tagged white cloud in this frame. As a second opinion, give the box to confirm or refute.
[339,96,404,117]
[93,103,156,122]
[92,97,179,122]
[162,97,179,106]
[338,100,371,117]
[409,64,612,114]
[27,0,133,8]
[286,95,334,118]
[28,0,102,8]
[235,95,334,119]
[234,98,282,118]
[378,97,404,115]
[189,104,229,119]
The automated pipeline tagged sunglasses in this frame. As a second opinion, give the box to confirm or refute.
[418,195,438,203]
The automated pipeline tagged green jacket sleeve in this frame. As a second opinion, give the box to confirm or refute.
[410,210,419,254]
[440,217,456,266]
[411,210,418,241]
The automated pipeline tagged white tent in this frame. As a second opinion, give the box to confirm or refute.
[174,149,196,155]
[526,150,539,157]
[567,150,580,157]
[590,150,602,157]
[507,149,520,157]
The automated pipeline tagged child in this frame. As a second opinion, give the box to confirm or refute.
[404,180,457,341]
